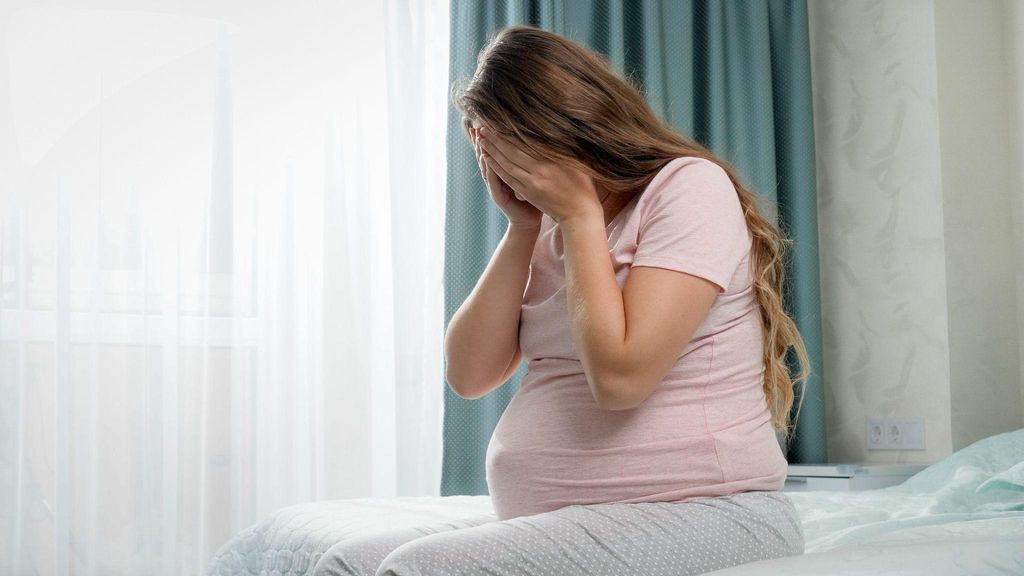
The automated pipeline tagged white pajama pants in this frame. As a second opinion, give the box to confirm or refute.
[311,490,804,576]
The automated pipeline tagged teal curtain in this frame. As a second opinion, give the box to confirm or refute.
[442,0,827,497]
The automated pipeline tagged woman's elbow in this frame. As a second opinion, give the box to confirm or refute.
[444,366,493,400]
[590,375,637,410]
[591,368,656,410]
[443,360,473,399]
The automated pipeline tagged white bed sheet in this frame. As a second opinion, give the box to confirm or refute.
[702,515,1024,575]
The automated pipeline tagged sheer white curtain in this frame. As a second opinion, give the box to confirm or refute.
[0,1,450,573]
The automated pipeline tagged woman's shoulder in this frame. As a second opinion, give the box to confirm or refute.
[636,156,736,213]
[649,156,731,192]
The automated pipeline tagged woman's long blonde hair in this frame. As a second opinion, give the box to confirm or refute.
[451,24,811,444]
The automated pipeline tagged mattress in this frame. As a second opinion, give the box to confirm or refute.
[206,428,1024,575]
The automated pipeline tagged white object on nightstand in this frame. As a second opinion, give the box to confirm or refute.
[783,463,929,492]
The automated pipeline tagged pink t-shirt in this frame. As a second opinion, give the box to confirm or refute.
[484,156,788,521]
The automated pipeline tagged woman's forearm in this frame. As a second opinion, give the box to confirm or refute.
[444,222,540,398]
[560,213,628,408]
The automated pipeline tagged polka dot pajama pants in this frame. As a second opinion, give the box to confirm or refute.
[311,490,804,576]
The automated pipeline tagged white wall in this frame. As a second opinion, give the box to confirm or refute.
[808,0,1024,465]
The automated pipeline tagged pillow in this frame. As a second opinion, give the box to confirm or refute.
[898,427,1024,493]
[877,428,1024,514]
[975,460,1024,493]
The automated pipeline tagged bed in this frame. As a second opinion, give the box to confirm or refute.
[206,427,1024,575]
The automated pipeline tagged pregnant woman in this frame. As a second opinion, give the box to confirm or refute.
[315,24,810,576]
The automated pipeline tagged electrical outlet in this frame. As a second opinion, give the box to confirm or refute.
[865,417,926,450]
[866,419,885,449]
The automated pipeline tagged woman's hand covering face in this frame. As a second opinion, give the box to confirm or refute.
[477,126,601,224]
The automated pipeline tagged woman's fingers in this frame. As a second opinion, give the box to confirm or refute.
[482,149,524,193]
[472,126,520,204]
[479,128,532,175]
[479,137,526,183]
[474,131,486,176]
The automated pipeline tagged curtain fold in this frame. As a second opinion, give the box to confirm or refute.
[0,1,450,573]
[443,0,827,497]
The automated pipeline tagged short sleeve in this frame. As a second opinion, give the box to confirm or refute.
[631,158,751,293]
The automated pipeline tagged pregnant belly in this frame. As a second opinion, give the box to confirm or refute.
[484,365,726,520]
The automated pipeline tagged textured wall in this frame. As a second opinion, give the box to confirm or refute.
[808,0,953,464]
[808,0,1024,465]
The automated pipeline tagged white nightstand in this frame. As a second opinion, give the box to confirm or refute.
[783,463,929,492]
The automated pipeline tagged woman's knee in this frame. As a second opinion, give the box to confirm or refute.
[313,538,381,576]
[373,539,431,576]
[373,530,477,576]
